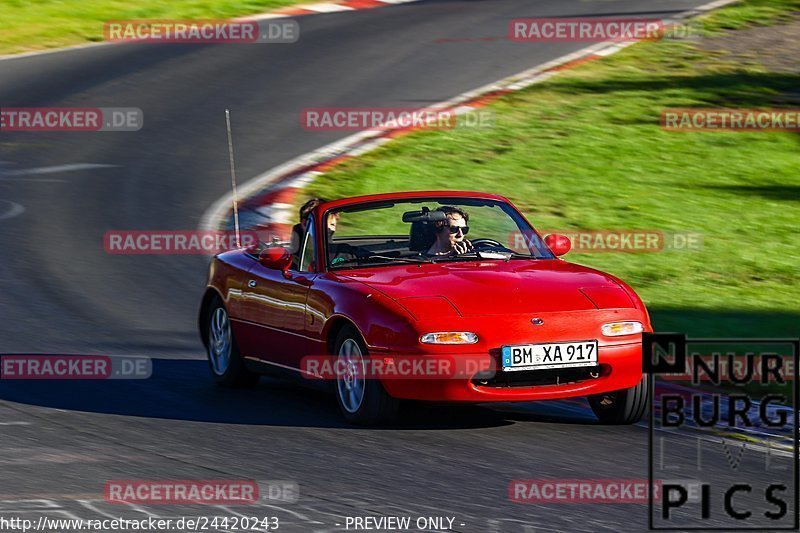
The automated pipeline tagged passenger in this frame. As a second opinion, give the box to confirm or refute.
[326,211,340,241]
[426,206,473,256]
[290,197,326,254]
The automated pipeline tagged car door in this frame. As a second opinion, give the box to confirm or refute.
[237,219,319,369]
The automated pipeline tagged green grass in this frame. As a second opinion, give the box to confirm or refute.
[701,0,800,31]
[302,0,800,338]
[0,0,308,55]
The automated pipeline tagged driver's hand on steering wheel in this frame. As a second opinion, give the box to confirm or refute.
[453,239,473,255]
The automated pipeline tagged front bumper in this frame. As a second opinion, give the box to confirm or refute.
[378,342,643,402]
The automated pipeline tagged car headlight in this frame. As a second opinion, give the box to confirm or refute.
[601,321,643,337]
[420,332,479,345]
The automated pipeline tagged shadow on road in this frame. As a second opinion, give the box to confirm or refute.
[0,358,604,429]
[545,72,800,108]
[702,184,800,203]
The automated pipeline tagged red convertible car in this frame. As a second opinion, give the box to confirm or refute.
[199,191,651,424]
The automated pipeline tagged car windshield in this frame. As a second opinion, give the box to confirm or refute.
[324,197,554,269]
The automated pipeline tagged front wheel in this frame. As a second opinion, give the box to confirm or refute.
[334,325,398,425]
[588,375,649,424]
[206,298,259,388]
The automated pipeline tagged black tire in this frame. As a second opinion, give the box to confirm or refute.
[206,297,259,388]
[588,375,649,424]
[333,325,398,425]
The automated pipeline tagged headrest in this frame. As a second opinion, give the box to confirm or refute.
[407,207,441,252]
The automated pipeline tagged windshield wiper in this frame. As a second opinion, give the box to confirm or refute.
[431,251,479,262]
[476,250,512,260]
[366,254,433,264]
[503,251,538,259]
[434,250,535,262]
[331,254,433,267]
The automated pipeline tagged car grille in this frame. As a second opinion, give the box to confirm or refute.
[472,365,602,388]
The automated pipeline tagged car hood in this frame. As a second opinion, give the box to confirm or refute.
[338,259,635,317]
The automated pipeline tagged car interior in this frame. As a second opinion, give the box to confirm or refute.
[325,207,449,265]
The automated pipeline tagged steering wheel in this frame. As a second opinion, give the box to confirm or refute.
[470,238,505,249]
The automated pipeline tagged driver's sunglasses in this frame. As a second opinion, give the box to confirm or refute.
[447,225,469,235]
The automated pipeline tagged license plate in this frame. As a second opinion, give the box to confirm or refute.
[501,341,598,371]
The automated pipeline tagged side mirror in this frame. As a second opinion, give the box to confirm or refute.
[258,246,292,271]
[544,234,571,257]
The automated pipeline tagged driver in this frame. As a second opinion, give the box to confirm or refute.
[426,206,473,256]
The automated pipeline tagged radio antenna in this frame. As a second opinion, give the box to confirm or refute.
[225,109,241,248]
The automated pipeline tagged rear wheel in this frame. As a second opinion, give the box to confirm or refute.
[206,298,258,388]
[334,325,398,425]
[588,375,648,424]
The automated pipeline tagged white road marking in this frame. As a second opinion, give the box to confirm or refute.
[0,163,117,177]
[0,178,67,182]
[0,201,25,221]
[303,2,355,12]
[287,171,324,187]
[76,500,118,520]
[118,501,164,519]
[234,13,290,22]
[254,202,295,224]
[0,422,32,426]
[594,41,636,56]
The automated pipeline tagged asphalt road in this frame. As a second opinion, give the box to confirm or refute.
[2,0,790,531]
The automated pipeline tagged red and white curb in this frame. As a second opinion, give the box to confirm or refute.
[200,0,739,239]
[258,0,420,18]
